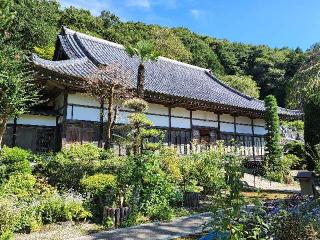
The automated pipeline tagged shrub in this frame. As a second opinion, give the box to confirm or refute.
[0,198,19,239]
[284,140,305,159]
[0,147,32,184]
[81,174,117,222]
[129,153,182,221]
[0,174,91,234]
[179,146,225,195]
[42,144,107,191]
[272,210,320,239]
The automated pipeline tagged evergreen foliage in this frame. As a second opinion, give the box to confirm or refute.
[0,0,306,106]
[264,95,282,170]
[304,101,320,170]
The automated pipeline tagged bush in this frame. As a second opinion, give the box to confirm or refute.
[129,153,182,221]
[81,174,117,222]
[179,145,225,195]
[272,210,320,239]
[0,147,32,185]
[284,140,305,159]
[41,144,108,191]
[0,198,19,239]
[0,174,91,235]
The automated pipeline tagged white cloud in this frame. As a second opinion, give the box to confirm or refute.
[190,9,202,19]
[126,0,151,9]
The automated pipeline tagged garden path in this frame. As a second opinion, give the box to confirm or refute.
[242,173,300,192]
[71,212,212,240]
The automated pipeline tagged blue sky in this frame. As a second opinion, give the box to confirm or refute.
[60,0,320,50]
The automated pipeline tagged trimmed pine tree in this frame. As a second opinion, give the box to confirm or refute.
[264,95,282,172]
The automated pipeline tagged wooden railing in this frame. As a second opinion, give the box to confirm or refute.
[112,142,265,160]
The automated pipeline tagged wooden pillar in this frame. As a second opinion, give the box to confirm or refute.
[233,115,237,139]
[217,113,221,140]
[61,91,68,147]
[190,110,193,140]
[168,106,172,146]
[251,118,256,160]
[12,116,17,147]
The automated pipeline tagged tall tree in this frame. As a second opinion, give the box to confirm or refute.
[0,0,15,38]
[288,44,320,169]
[0,46,40,148]
[219,74,260,98]
[264,95,282,169]
[85,64,131,149]
[125,40,159,98]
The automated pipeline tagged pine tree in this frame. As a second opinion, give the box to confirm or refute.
[264,95,282,168]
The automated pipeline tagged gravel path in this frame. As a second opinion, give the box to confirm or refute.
[242,173,300,193]
[70,212,212,240]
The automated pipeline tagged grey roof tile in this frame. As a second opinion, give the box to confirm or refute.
[32,27,302,118]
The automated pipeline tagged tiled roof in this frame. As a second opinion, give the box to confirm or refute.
[32,27,301,118]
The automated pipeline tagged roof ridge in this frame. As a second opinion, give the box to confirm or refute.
[62,27,208,71]
[62,26,125,50]
[205,71,255,101]
[32,53,89,66]
[158,56,207,71]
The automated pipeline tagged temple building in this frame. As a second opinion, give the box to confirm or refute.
[2,27,301,159]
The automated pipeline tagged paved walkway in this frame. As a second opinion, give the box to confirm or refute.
[71,212,212,240]
[242,173,300,193]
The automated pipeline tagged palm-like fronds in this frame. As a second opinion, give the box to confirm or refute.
[125,40,160,63]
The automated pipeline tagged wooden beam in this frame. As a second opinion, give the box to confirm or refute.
[168,106,172,146]
[251,118,256,160]
[190,110,193,143]
[233,115,237,139]
[12,116,17,147]
[217,113,221,140]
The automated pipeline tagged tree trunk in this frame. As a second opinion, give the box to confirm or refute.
[137,63,145,98]
[0,114,9,150]
[98,100,104,148]
[105,85,115,150]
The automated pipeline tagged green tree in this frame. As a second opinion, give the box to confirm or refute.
[287,45,320,169]
[264,95,282,171]
[0,46,40,148]
[59,6,104,38]
[219,74,260,98]
[125,40,160,98]
[0,0,15,38]
[150,27,192,63]
[123,98,162,154]
[100,10,120,29]
[8,0,61,50]
[85,65,131,149]
[174,27,224,75]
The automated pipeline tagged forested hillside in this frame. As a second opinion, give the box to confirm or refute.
[2,0,308,107]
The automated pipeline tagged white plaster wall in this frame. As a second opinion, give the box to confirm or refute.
[171,117,190,128]
[192,119,218,128]
[220,114,234,123]
[117,111,130,124]
[17,115,56,126]
[171,107,190,118]
[67,105,100,122]
[236,124,252,134]
[221,122,234,133]
[68,93,100,107]
[146,103,168,115]
[236,116,252,125]
[193,110,217,121]
[254,118,266,126]
[254,126,267,135]
[146,114,169,127]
